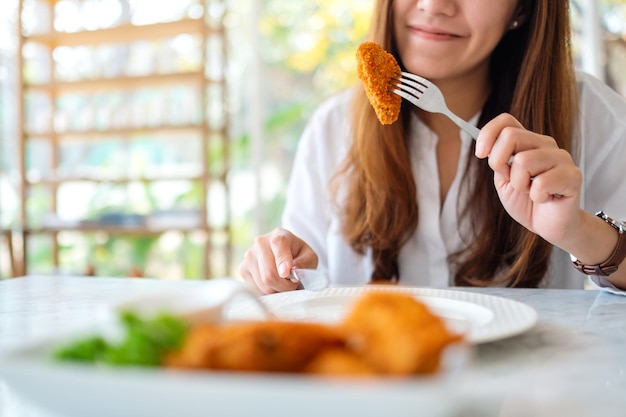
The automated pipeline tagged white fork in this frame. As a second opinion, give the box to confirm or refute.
[393,71,519,168]
[393,71,481,140]
[394,72,561,196]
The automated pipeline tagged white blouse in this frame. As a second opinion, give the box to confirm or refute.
[282,72,626,292]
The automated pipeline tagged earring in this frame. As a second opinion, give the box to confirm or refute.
[511,20,519,29]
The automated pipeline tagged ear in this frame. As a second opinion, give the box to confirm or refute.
[509,4,528,30]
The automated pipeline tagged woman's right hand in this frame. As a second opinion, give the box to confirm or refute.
[238,228,319,294]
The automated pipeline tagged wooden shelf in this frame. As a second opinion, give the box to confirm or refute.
[8,219,232,236]
[25,124,207,139]
[25,71,213,93]
[26,173,204,186]
[24,19,219,46]
[26,225,210,235]
[15,0,230,280]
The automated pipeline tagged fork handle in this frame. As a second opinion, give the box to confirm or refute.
[444,110,480,140]
[446,111,515,166]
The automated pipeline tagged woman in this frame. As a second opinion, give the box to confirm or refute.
[239,0,626,294]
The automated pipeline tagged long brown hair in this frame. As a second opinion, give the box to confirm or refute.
[331,0,578,287]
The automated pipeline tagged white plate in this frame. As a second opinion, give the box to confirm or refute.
[0,285,473,417]
[229,286,538,344]
[0,353,459,417]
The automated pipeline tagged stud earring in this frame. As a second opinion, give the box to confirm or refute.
[511,20,519,29]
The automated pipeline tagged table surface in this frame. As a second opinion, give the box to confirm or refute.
[1,275,625,417]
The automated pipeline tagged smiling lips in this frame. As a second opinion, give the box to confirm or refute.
[410,25,461,41]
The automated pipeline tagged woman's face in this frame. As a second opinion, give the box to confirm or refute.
[393,0,520,83]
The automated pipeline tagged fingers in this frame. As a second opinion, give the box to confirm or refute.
[476,113,579,199]
[477,113,557,168]
[238,265,268,295]
[507,148,581,200]
[527,163,582,203]
[269,229,298,278]
[475,113,524,160]
[238,228,317,295]
[239,250,289,295]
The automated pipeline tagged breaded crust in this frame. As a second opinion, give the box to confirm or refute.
[166,321,345,373]
[342,291,462,375]
[356,41,402,125]
[166,291,462,377]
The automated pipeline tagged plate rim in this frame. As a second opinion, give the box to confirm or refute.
[256,286,538,344]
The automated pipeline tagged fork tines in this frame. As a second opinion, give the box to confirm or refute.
[395,71,429,91]
[390,71,482,141]
[391,73,428,102]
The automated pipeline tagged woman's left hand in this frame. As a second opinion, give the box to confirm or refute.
[475,113,583,246]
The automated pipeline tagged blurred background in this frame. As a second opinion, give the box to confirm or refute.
[1,0,625,280]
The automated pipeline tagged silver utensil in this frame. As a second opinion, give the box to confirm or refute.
[393,71,517,167]
[393,71,481,139]
[287,268,330,291]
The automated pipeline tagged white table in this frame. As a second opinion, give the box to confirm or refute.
[1,275,625,417]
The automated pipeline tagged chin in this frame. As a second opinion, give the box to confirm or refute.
[402,61,444,79]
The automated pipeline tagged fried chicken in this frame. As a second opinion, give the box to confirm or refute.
[304,348,375,377]
[166,291,462,377]
[342,291,462,375]
[356,41,402,125]
[166,321,345,373]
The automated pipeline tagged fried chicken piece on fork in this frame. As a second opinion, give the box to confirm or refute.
[356,41,402,125]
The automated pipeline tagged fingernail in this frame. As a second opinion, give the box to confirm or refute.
[475,140,486,157]
[278,262,289,277]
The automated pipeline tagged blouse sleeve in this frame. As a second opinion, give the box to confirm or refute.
[575,72,626,293]
[280,91,353,270]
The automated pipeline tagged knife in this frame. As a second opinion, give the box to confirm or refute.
[287,268,330,291]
